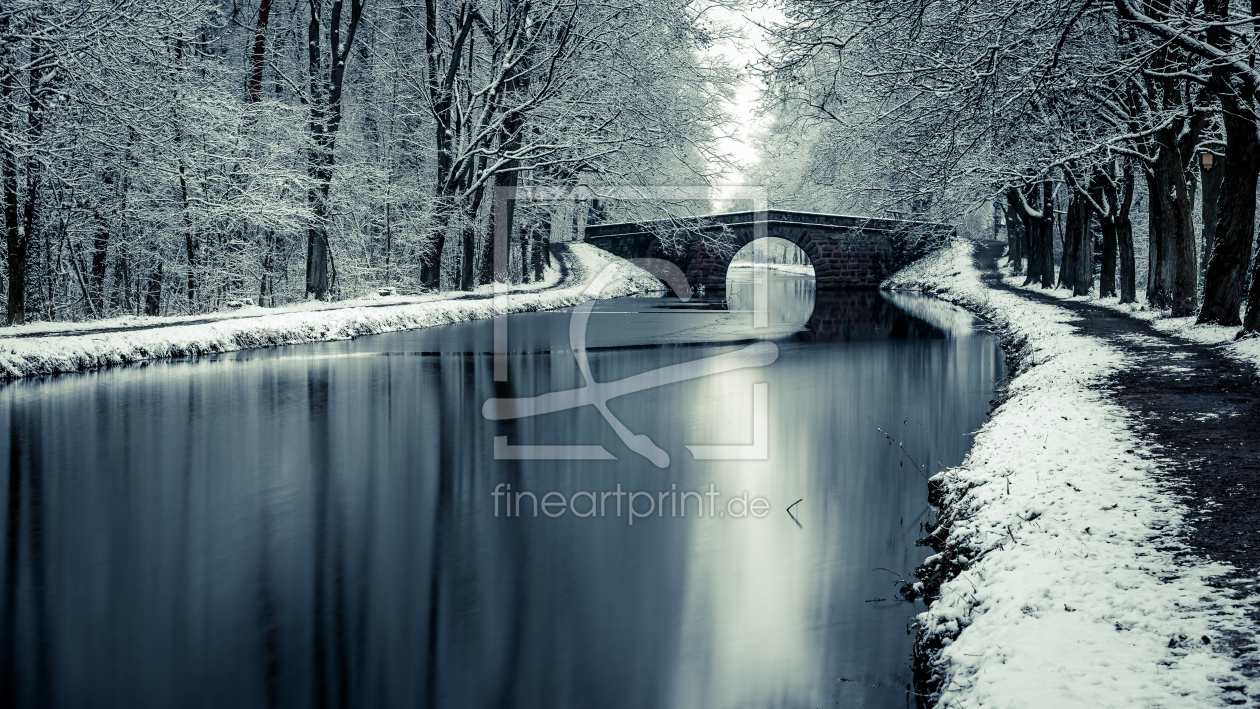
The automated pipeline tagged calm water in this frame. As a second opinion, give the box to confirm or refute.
[0,272,1000,708]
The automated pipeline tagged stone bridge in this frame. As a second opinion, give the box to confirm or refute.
[584,210,951,290]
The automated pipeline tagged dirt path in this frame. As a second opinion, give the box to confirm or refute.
[973,241,1260,678]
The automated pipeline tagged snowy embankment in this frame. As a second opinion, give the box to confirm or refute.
[0,243,663,380]
[996,266,1260,373]
[727,261,816,276]
[885,241,1252,707]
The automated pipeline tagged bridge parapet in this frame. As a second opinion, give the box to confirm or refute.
[584,210,951,290]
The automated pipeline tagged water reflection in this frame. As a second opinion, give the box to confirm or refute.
[0,273,1000,708]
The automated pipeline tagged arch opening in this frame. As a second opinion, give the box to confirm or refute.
[726,237,815,279]
[724,237,816,329]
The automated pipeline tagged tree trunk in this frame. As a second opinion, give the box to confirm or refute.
[1118,218,1136,304]
[476,26,530,287]
[1199,104,1256,324]
[1145,170,1164,304]
[459,219,476,292]
[248,0,274,104]
[1194,125,1254,324]
[305,4,330,299]
[1,16,24,326]
[305,170,333,299]
[260,230,275,307]
[90,219,110,315]
[145,262,163,316]
[533,218,548,282]
[1147,128,1198,314]
[1200,0,1260,331]
[421,1,473,290]
[179,163,197,307]
[458,184,487,291]
[1004,203,1018,268]
[1060,193,1079,291]
[1145,170,1183,308]
[1012,186,1043,287]
[1244,250,1260,334]
[1022,210,1039,286]
[1012,183,1055,288]
[1004,198,1024,273]
[1018,207,1029,272]
[1037,182,1055,287]
[1199,153,1224,283]
[519,228,530,284]
[421,197,450,289]
[1073,194,1095,297]
[1041,217,1055,287]
[479,176,509,285]
[15,35,49,324]
[4,197,25,325]
[248,0,275,304]
[1099,216,1117,298]
[304,0,364,299]
[1107,159,1139,304]
[2,147,22,327]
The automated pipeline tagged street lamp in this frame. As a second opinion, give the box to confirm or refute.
[1201,151,1216,171]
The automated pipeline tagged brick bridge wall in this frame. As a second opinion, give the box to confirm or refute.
[584,211,950,290]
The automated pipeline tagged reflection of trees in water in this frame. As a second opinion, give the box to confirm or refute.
[308,371,352,709]
[487,374,528,707]
[425,353,531,707]
[722,279,947,341]
[2,410,51,707]
[725,273,818,327]
[256,434,282,708]
[422,381,449,708]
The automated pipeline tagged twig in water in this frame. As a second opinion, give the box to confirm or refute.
[786,498,803,528]
[868,416,931,482]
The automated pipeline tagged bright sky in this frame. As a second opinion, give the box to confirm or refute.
[707,4,783,200]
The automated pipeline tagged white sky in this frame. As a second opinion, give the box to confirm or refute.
[707,4,783,200]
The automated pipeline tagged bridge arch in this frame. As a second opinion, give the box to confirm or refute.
[726,236,815,281]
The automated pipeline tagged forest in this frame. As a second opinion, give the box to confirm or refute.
[0,0,737,324]
[7,0,1260,337]
[756,0,1260,337]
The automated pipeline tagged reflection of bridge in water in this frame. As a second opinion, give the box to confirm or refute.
[720,272,950,342]
[796,291,948,342]
[585,210,952,290]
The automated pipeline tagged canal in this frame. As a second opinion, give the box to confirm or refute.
[0,270,1001,708]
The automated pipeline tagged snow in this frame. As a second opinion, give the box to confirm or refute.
[0,243,665,380]
[727,262,816,276]
[995,263,1260,373]
[885,241,1254,707]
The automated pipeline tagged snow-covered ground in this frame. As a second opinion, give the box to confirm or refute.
[885,241,1254,707]
[727,261,816,276]
[0,243,664,379]
[996,264,1260,372]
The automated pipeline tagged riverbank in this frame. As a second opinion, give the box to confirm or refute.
[727,261,816,276]
[886,240,1258,707]
[0,243,663,380]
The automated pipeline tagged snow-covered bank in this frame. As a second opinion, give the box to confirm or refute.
[996,265,1260,373]
[0,243,663,380]
[885,241,1252,707]
[727,261,816,276]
